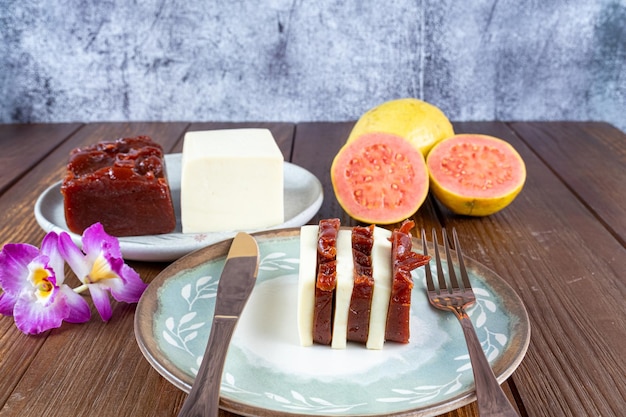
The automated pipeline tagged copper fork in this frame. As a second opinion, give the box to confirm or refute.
[422,228,519,417]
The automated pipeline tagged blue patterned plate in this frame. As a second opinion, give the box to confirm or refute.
[134,228,530,416]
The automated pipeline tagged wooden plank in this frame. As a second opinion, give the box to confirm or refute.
[0,297,186,417]
[290,121,355,225]
[0,123,82,195]
[0,124,87,407]
[437,121,626,417]
[0,123,190,415]
[509,121,626,246]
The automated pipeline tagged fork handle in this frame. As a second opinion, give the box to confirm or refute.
[458,311,520,417]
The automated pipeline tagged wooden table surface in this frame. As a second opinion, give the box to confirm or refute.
[0,121,624,417]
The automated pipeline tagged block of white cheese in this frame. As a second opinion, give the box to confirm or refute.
[331,229,354,349]
[181,129,284,233]
[365,227,392,350]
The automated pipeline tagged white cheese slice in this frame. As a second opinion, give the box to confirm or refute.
[297,225,319,346]
[366,227,392,350]
[331,229,354,349]
[180,128,284,233]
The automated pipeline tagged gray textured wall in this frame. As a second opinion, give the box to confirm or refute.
[1,0,625,132]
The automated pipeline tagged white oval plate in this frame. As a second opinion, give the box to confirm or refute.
[135,229,530,417]
[34,154,323,261]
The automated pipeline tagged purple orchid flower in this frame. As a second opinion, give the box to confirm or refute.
[0,232,91,335]
[58,223,147,321]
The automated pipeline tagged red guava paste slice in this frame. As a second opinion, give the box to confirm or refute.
[313,218,340,345]
[331,132,429,224]
[347,224,375,343]
[385,220,431,343]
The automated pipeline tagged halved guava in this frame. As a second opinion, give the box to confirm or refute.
[331,132,429,224]
[426,134,526,216]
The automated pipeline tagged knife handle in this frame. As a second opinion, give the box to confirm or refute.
[177,315,238,417]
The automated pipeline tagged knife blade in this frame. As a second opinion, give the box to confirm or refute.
[177,232,259,417]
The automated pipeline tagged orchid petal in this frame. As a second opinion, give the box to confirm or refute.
[13,288,68,335]
[0,243,39,296]
[89,285,113,321]
[81,224,148,303]
[92,278,126,297]
[58,285,91,323]
[0,292,17,315]
[82,223,122,260]
[58,232,91,281]
[111,263,148,303]
[40,232,66,285]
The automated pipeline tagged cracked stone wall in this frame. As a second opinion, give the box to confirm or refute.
[1,0,624,132]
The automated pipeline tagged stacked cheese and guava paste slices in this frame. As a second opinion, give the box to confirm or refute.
[297,219,430,349]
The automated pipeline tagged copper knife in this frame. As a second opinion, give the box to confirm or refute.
[177,232,260,417]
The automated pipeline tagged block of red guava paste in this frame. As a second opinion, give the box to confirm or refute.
[61,136,176,237]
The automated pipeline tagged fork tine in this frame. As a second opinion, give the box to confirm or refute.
[443,228,461,291]
[452,228,472,290]
[431,229,448,293]
[421,229,436,293]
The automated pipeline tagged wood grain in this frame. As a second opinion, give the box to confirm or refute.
[509,121,626,246]
[0,123,82,195]
[291,121,357,225]
[1,121,625,417]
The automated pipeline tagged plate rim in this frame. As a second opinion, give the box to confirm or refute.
[134,228,531,417]
[33,156,323,261]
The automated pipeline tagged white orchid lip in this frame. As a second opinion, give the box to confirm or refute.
[28,263,56,303]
